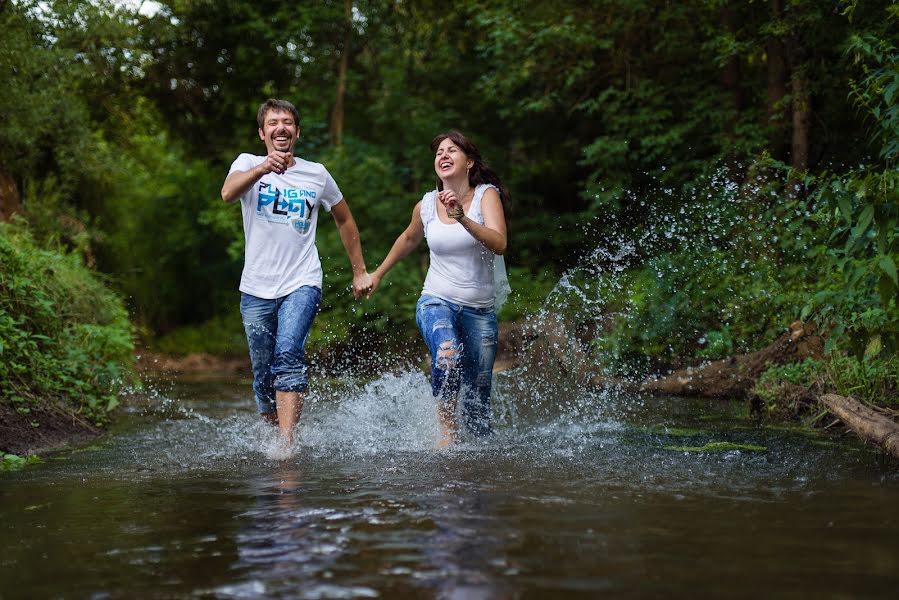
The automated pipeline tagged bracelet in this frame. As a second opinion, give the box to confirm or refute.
[447,205,464,220]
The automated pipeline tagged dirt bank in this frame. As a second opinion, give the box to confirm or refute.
[0,399,100,456]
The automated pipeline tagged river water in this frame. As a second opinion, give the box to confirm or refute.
[1,368,897,599]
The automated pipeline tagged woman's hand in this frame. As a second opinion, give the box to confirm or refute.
[438,189,464,220]
[366,271,382,299]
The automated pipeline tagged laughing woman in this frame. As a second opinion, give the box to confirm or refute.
[369,131,512,448]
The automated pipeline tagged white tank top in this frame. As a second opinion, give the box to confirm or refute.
[420,184,497,308]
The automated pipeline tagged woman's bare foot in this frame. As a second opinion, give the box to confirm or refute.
[434,433,455,449]
[434,406,458,449]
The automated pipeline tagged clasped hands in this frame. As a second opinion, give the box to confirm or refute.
[438,190,465,220]
[262,150,293,175]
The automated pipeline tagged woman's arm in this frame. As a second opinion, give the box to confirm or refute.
[368,202,425,297]
[445,187,507,255]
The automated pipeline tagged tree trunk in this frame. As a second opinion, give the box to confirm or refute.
[766,0,789,160]
[720,5,743,113]
[820,394,899,461]
[330,0,352,147]
[790,69,810,171]
[786,2,810,172]
[0,165,20,221]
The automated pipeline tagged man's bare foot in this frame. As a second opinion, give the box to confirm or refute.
[276,391,303,445]
[261,411,279,427]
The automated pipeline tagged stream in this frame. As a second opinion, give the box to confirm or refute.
[1,369,898,599]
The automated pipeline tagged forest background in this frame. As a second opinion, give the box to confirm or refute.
[0,0,897,431]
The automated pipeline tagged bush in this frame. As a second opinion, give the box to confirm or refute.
[0,221,134,424]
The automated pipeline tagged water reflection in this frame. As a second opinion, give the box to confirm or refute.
[419,483,514,599]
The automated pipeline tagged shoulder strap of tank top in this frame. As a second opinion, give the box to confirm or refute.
[420,190,438,237]
[469,183,498,224]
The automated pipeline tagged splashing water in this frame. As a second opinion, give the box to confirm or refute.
[105,166,862,472]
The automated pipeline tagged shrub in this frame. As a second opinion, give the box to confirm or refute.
[0,221,134,424]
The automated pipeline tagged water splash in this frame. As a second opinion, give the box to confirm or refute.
[102,166,845,480]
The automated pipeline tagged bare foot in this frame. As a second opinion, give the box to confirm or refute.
[261,411,279,427]
[434,434,455,450]
[434,403,458,449]
[434,417,458,450]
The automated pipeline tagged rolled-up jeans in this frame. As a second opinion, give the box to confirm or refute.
[415,294,498,436]
[240,286,321,414]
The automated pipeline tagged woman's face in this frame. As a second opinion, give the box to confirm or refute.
[434,137,471,180]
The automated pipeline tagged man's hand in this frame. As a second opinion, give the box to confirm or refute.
[260,151,293,175]
[352,271,374,300]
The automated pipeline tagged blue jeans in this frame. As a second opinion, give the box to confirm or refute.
[415,294,498,436]
[240,286,322,414]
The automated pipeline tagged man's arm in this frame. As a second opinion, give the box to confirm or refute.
[221,151,293,203]
[330,199,373,299]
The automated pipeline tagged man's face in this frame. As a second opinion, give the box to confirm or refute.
[258,109,299,154]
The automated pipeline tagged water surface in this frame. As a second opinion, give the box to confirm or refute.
[1,371,897,599]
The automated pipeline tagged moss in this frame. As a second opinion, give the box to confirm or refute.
[663,441,767,453]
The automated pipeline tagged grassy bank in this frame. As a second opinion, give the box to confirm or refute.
[0,220,134,459]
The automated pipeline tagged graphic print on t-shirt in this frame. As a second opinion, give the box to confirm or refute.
[256,181,317,234]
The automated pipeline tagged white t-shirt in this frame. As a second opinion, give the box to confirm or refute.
[228,153,343,299]
[421,184,498,308]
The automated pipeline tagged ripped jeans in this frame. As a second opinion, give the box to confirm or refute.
[415,294,499,436]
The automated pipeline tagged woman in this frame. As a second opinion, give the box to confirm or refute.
[369,131,511,447]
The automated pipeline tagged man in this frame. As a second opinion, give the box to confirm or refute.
[221,98,372,443]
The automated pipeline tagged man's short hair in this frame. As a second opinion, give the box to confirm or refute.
[257,99,300,129]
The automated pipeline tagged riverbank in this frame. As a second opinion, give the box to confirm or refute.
[631,321,899,461]
[0,398,100,457]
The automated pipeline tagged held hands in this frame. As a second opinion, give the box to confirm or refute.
[261,150,293,175]
[438,190,465,220]
[365,272,382,299]
[351,271,374,300]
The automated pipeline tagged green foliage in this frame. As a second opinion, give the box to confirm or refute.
[1,0,897,389]
[752,358,823,415]
[587,163,820,374]
[824,353,899,404]
[499,267,559,322]
[0,222,133,424]
[847,32,899,160]
[795,22,899,357]
[801,165,898,356]
[1,454,43,472]
[752,353,898,415]
[153,312,247,357]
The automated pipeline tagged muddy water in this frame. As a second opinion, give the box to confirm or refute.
[1,371,897,599]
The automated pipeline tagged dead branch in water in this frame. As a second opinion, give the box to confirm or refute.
[820,394,899,462]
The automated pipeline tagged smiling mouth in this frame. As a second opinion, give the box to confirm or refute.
[273,132,291,144]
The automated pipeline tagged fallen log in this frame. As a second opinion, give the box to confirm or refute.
[820,393,899,461]
[639,321,823,398]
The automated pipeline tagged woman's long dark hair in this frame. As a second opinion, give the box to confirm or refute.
[430,130,512,228]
